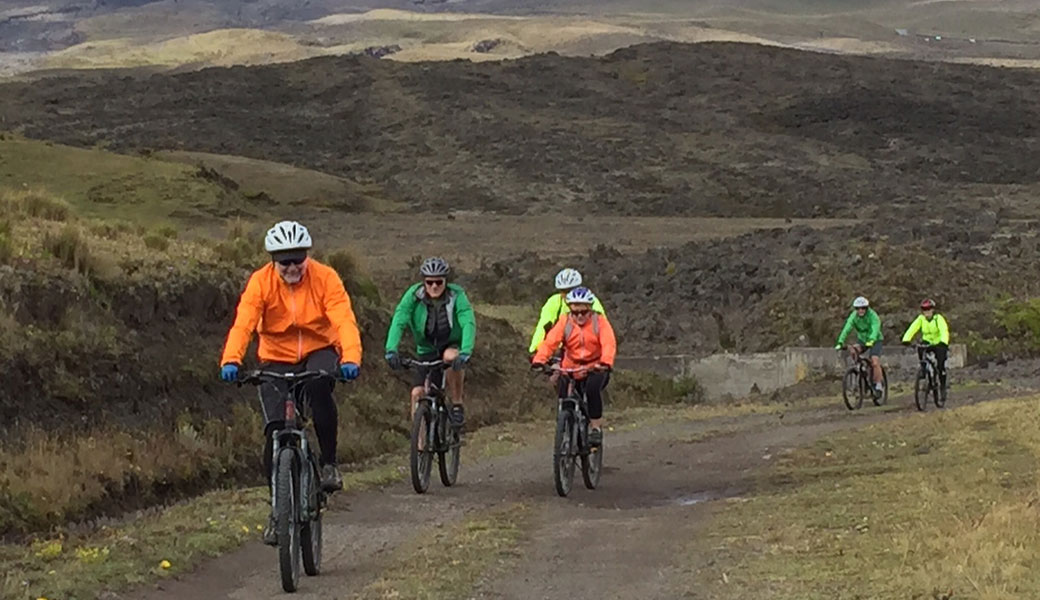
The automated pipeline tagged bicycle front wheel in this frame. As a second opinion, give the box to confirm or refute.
[276,449,302,592]
[842,368,863,410]
[553,410,576,497]
[914,370,929,412]
[410,403,433,494]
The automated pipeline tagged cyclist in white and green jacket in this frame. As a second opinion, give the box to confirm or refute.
[528,268,605,354]
[835,296,885,395]
[901,298,950,397]
[385,257,476,430]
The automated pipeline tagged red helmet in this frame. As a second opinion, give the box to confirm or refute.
[920,298,936,310]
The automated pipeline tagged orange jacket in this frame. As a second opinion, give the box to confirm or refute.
[533,313,617,377]
[220,259,362,366]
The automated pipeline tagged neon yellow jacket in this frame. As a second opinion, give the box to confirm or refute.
[528,293,606,353]
[901,313,950,346]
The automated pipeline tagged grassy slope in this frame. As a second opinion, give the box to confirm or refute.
[693,394,1040,599]
[0,135,253,225]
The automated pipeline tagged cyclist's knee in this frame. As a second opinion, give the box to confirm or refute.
[442,347,459,362]
[410,386,424,402]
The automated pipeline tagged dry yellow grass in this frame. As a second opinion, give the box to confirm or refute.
[692,395,1040,599]
[44,28,321,70]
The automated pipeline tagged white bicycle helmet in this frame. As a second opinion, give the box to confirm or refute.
[852,296,870,308]
[554,268,583,290]
[264,220,312,253]
[565,286,597,305]
[419,257,451,278]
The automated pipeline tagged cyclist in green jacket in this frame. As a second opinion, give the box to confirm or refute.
[385,257,476,430]
[835,296,885,396]
[901,298,950,399]
[528,268,606,354]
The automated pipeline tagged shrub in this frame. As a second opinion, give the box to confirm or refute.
[143,233,170,252]
[997,297,1040,352]
[18,190,72,222]
[156,225,179,239]
[0,219,12,264]
[323,248,381,304]
[44,224,94,275]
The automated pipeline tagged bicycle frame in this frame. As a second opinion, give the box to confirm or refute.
[239,370,337,525]
[916,345,939,383]
[404,358,453,451]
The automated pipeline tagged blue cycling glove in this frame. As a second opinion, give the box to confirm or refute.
[220,363,239,382]
[452,353,471,371]
[385,352,402,370]
[340,363,360,381]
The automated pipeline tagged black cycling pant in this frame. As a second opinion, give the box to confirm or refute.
[557,371,609,420]
[258,347,340,484]
[919,343,949,387]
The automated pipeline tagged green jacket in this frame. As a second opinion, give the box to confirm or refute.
[385,283,476,355]
[836,308,883,347]
[902,313,950,346]
[528,293,606,353]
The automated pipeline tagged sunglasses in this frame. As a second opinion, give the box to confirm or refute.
[424,279,445,287]
[276,257,306,267]
[571,309,591,317]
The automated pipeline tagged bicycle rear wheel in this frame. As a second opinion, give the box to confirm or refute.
[842,368,863,410]
[410,403,433,494]
[872,367,888,406]
[931,372,943,408]
[914,369,929,412]
[553,409,576,497]
[581,431,603,490]
[438,410,461,487]
[301,459,322,577]
[301,511,322,577]
[276,449,302,592]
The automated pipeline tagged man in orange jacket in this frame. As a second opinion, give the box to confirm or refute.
[219,221,361,543]
[532,287,616,447]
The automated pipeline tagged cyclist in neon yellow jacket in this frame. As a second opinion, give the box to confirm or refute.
[835,296,885,396]
[901,298,950,398]
[528,268,606,354]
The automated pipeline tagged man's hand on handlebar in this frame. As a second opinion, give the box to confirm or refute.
[220,363,239,382]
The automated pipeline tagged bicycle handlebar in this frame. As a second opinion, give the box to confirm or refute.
[399,358,448,369]
[534,363,610,375]
[236,369,346,386]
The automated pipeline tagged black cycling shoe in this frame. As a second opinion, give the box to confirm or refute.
[588,427,603,448]
[262,515,278,546]
[321,464,343,492]
[450,405,465,431]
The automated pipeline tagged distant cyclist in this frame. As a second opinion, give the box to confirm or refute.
[835,296,884,397]
[528,268,605,354]
[901,298,950,399]
[532,287,616,447]
[384,257,476,430]
[219,221,362,544]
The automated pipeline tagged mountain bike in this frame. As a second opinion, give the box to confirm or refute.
[402,358,461,494]
[913,342,945,411]
[238,369,343,593]
[841,345,888,411]
[539,364,604,497]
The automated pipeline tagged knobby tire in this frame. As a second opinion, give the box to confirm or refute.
[410,403,433,494]
[276,448,302,593]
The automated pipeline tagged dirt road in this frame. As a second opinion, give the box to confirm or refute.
[135,391,1005,600]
